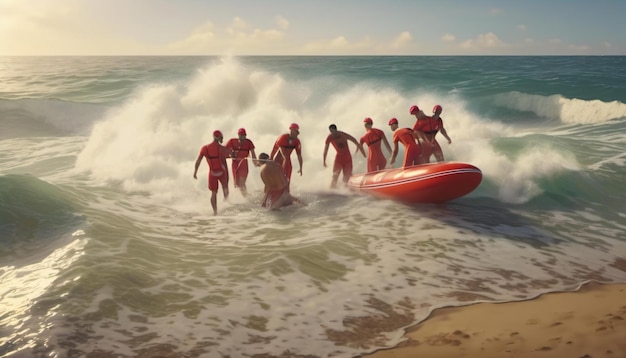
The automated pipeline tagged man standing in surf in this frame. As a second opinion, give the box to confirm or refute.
[359,117,392,173]
[323,124,366,188]
[193,130,233,216]
[426,105,452,162]
[225,128,257,197]
[256,153,305,209]
[388,118,423,168]
[411,104,450,162]
[270,123,303,186]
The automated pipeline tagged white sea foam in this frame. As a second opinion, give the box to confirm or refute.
[493,91,626,124]
[72,57,581,207]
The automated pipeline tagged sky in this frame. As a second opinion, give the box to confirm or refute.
[1,0,625,56]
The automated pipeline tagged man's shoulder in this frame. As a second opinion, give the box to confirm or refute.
[276,133,290,142]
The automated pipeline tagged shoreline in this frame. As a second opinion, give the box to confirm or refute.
[359,281,626,358]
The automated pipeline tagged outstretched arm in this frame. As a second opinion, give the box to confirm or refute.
[296,151,303,176]
[440,126,452,144]
[346,133,366,157]
[382,135,392,154]
[193,153,203,179]
[270,140,279,160]
[323,142,330,167]
[390,141,399,165]
[250,148,260,166]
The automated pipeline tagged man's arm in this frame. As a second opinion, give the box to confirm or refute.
[270,136,282,159]
[296,151,303,176]
[382,134,392,154]
[390,140,399,165]
[193,152,203,179]
[440,124,452,144]
[323,141,330,167]
[345,133,366,157]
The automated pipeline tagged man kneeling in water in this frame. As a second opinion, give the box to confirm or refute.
[256,153,306,210]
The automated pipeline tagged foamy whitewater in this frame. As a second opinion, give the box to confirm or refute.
[1,56,625,357]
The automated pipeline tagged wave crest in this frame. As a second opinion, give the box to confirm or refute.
[493,91,626,124]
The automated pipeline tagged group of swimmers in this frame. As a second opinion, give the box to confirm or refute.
[323,104,451,187]
[193,104,450,215]
[192,124,305,215]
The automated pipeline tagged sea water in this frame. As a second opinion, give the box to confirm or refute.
[1,56,625,357]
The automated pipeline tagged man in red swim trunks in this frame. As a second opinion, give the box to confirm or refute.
[426,105,452,162]
[323,124,366,188]
[193,130,233,215]
[225,127,257,197]
[270,123,303,184]
[388,118,423,168]
[359,117,392,173]
[410,104,445,163]
[256,153,305,210]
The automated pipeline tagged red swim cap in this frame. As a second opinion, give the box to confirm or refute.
[409,105,420,114]
[433,105,443,114]
[237,128,247,135]
[363,117,373,124]
[213,130,223,137]
[388,118,398,125]
[289,123,300,130]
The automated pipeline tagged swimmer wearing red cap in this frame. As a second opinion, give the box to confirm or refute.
[411,104,451,163]
[388,118,423,168]
[323,124,366,188]
[359,117,392,173]
[225,128,257,196]
[193,130,233,215]
[270,123,303,184]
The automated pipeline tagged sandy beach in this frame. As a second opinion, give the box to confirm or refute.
[360,282,626,358]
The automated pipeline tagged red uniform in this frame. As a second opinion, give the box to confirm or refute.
[413,116,444,162]
[360,128,387,173]
[393,128,422,167]
[225,138,255,187]
[271,134,301,181]
[325,133,353,184]
[198,141,231,191]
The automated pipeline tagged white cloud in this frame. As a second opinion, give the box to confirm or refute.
[168,21,216,52]
[489,8,503,15]
[228,16,249,34]
[517,24,527,31]
[461,32,506,50]
[275,15,289,30]
[391,31,412,49]
[300,33,415,55]
[330,36,350,48]
[168,16,288,55]
[442,33,456,42]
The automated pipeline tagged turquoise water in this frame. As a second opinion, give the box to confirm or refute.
[1,56,625,357]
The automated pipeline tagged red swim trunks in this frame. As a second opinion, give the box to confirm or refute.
[262,187,293,209]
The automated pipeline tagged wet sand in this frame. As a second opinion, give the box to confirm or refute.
[360,282,626,358]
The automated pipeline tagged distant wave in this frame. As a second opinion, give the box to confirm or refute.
[492,91,626,124]
[0,98,108,136]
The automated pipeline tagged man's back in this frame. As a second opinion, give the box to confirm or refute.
[261,161,288,190]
